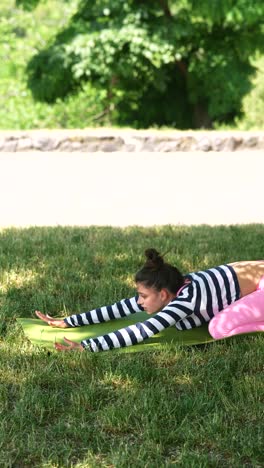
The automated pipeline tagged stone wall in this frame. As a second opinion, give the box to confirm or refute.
[0,129,264,152]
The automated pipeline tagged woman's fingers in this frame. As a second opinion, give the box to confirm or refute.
[35,311,67,328]
[54,341,74,351]
[63,337,75,344]
[54,337,84,352]
[35,311,55,326]
[62,337,83,350]
[54,342,68,351]
[35,310,50,323]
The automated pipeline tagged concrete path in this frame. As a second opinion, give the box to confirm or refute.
[0,151,263,227]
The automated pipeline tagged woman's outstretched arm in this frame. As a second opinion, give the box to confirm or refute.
[35,296,144,328]
[80,299,194,352]
[63,296,143,327]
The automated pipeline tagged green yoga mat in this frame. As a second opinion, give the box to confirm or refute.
[17,312,214,353]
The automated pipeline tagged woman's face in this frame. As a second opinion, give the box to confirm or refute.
[136,282,170,314]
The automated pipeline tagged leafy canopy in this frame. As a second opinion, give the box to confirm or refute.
[17,0,264,128]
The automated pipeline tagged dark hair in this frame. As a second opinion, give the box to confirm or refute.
[135,248,184,295]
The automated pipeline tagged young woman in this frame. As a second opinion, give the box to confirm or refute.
[35,249,264,352]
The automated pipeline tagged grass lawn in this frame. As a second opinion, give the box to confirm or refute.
[0,225,263,467]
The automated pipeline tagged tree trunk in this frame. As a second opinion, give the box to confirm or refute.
[159,0,172,18]
[192,102,213,129]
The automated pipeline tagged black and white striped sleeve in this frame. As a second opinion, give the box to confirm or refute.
[63,296,143,327]
[81,300,194,352]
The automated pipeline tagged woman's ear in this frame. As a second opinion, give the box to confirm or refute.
[160,288,171,303]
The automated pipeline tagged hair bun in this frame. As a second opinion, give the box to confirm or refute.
[145,248,164,269]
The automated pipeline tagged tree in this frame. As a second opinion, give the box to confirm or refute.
[18,0,264,128]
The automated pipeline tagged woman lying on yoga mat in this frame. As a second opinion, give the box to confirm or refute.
[35,249,264,352]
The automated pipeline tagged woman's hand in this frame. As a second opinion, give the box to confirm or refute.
[55,337,84,352]
[35,310,69,328]
[35,312,83,351]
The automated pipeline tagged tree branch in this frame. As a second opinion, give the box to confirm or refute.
[159,0,172,18]
[176,60,188,77]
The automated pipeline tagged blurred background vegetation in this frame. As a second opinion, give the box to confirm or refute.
[0,0,263,130]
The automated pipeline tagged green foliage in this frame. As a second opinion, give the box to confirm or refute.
[1,0,264,129]
[236,56,264,129]
[190,0,264,25]
[21,0,264,128]
[187,39,254,121]
[0,0,107,129]
[16,0,41,10]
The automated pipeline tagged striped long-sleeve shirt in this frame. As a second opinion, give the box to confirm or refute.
[64,264,240,352]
